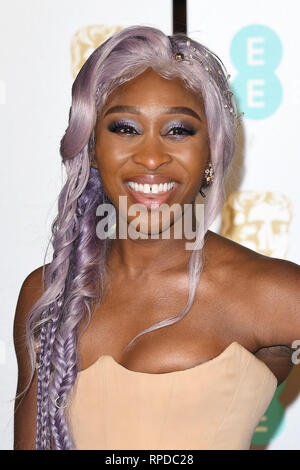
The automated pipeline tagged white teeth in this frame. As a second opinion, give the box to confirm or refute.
[127,181,176,194]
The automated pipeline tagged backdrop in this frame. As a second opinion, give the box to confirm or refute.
[1,0,299,450]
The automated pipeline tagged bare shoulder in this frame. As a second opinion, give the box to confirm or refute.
[203,229,269,284]
[14,264,49,354]
[14,265,48,354]
[204,230,300,348]
[13,264,49,450]
[205,229,300,274]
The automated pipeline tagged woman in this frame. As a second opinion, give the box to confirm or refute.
[13,25,300,450]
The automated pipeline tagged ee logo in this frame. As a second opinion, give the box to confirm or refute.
[230,25,283,119]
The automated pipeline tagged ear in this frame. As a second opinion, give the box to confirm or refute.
[89,128,98,168]
[89,147,98,169]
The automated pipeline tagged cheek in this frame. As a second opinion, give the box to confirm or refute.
[96,134,128,171]
[96,141,130,204]
[96,141,119,176]
[177,142,209,177]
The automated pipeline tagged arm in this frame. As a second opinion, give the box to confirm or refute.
[251,256,300,350]
[13,266,45,450]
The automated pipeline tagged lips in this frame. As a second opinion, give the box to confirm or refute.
[124,174,179,185]
[122,175,178,210]
[126,183,178,209]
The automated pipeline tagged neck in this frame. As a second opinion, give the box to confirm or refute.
[108,235,193,280]
[105,205,204,280]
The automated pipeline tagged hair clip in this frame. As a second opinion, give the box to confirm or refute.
[55,396,68,409]
[175,52,185,62]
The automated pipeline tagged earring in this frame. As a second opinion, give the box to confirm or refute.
[200,161,215,198]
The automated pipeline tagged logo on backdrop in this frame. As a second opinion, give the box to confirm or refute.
[71,24,123,79]
[230,25,283,119]
[220,191,292,258]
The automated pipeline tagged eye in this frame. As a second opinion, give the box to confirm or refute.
[108,121,141,136]
[169,127,191,136]
[164,123,196,138]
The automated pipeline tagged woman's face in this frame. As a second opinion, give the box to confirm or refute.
[94,67,210,236]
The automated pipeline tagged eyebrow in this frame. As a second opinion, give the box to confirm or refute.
[103,105,202,121]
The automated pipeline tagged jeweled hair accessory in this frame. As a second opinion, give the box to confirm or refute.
[174,39,243,120]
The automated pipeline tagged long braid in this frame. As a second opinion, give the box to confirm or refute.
[47,166,109,449]
[35,319,47,447]
[38,307,61,449]
[31,148,90,448]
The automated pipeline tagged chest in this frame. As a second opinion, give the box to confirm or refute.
[77,273,247,374]
[76,273,293,383]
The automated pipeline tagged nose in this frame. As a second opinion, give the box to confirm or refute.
[132,134,172,170]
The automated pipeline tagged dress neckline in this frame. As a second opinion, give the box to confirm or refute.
[78,341,278,383]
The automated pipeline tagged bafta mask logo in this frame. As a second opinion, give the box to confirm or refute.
[71,25,123,79]
[221,191,292,258]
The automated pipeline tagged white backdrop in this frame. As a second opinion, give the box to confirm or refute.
[0,0,172,450]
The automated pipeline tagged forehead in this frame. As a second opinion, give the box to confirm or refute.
[101,67,205,115]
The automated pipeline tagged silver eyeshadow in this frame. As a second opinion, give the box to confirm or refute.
[107,119,197,138]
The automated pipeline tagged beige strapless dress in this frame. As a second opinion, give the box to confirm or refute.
[66,342,277,450]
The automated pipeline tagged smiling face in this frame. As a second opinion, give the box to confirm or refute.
[93,67,210,236]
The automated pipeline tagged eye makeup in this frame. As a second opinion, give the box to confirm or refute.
[107,119,197,138]
[161,121,197,138]
[107,120,142,136]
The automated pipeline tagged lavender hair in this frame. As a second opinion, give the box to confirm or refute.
[17,25,238,449]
